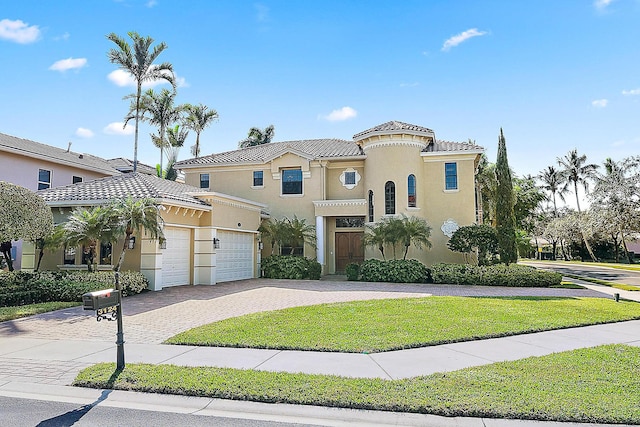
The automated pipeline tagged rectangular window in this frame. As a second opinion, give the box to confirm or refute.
[63,247,76,265]
[344,171,356,186]
[38,169,51,190]
[445,162,458,190]
[200,173,210,189]
[336,217,365,228]
[72,176,83,184]
[282,169,302,195]
[253,170,264,187]
[100,242,112,265]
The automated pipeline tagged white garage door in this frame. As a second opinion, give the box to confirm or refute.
[161,227,191,287]
[216,230,254,282]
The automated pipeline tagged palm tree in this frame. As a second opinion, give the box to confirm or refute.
[160,124,189,181]
[183,103,218,158]
[107,31,175,173]
[34,224,66,271]
[127,88,182,174]
[398,215,432,260]
[285,216,316,255]
[238,125,275,149]
[258,218,288,255]
[538,165,568,216]
[363,222,387,260]
[557,149,599,261]
[63,206,118,272]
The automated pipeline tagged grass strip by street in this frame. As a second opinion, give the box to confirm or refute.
[0,302,79,322]
[525,259,640,272]
[563,273,640,291]
[166,297,640,353]
[73,344,640,425]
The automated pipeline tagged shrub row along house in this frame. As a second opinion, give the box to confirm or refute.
[4,121,483,290]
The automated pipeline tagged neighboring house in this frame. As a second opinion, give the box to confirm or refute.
[0,132,121,269]
[107,157,158,176]
[176,121,484,274]
[23,173,265,290]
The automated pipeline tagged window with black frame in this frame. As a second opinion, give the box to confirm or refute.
[282,169,302,195]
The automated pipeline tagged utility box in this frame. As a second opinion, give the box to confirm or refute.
[82,289,120,311]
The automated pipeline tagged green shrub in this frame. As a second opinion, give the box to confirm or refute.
[0,270,148,307]
[345,263,360,281]
[431,263,561,287]
[261,255,321,280]
[358,259,430,283]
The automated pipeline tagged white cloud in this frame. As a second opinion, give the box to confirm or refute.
[54,32,70,41]
[104,122,134,135]
[0,19,40,44]
[75,127,94,138]
[442,28,487,51]
[594,0,614,10]
[622,88,640,96]
[255,3,270,22]
[107,68,187,88]
[321,106,358,122]
[49,57,87,72]
[591,99,608,108]
[147,0,158,7]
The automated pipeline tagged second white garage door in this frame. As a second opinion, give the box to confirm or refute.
[161,227,191,287]
[216,230,254,282]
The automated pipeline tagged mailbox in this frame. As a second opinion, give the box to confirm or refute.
[82,289,120,311]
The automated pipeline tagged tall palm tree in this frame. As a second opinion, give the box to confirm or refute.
[63,206,118,272]
[127,88,182,174]
[538,165,568,216]
[238,125,275,149]
[557,149,599,261]
[161,125,189,180]
[107,32,175,173]
[183,103,218,158]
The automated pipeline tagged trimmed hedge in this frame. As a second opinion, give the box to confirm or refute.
[261,255,322,280]
[345,263,360,281]
[0,270,148,307]
[358,259,431,283]
[431,263,562,287]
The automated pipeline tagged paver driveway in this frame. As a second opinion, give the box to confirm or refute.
[0,278,605,345]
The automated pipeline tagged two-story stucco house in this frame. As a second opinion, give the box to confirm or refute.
[0,132,123,269]
[176,121,484,274]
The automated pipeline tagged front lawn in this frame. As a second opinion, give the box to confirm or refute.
[166,296,640,352]
[0,302,79,322]
[74,344,640,425]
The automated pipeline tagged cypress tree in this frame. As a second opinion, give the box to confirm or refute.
[495,128,518,264]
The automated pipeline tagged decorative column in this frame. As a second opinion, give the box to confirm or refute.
[316,215,325,268]
[194,227,216,285]
[139,236,162,291]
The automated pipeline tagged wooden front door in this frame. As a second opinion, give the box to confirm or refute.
[335,232,364,273]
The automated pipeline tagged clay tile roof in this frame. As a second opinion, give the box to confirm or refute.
[37,173,209,208]
[353,120,435,141]
[175,138,363,167]
[0,132,120,175]
[107,158,157,175]
[425,139,484,153]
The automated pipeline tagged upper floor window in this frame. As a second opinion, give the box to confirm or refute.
[38,169,51,190]
[445,163,458,190]
[368,190,374,222]
[72,176,83,184]
[200,173,210,189]
[345,172,356,185]
[339,168,360,190]
[282,168,302,195]
[385,181,395,215]
[253,170,264,187]
[408,174,416,207]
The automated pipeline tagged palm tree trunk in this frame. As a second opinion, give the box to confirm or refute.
[620,228,634,264]
[134,84,141,173]
[574,186,597,261]
[195,133,200,158]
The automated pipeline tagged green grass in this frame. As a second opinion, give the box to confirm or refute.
[165,297,640,353]
[527,259,640,272]
[563,274,640,291]
[74,344,640,424]
[550,281,585,289]
[0,302,79,322]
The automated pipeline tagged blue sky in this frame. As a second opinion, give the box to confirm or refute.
[1,0,639,180]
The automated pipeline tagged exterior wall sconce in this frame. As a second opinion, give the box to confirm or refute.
[258,241,264,250]
[213,237,220,249]
[127,236,136,250]
[159,238,167,249]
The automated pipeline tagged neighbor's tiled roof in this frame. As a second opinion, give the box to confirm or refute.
[107,157,157,175]
[0,132,120,175]
[175,138,364,167]
[37,173,209,208]
[425,140,484,153]
[353,121,435,140]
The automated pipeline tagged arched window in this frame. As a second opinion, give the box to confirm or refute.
[385,181,395,215]
[368,190,374,222]
[408,174,416,207]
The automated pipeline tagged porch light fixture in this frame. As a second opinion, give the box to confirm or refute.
[159,238,167,250]
[127,236,136,250]
[258,241,264,250]
[213,237,220,249]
